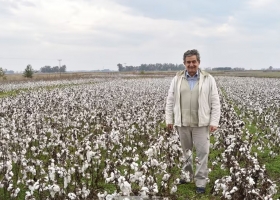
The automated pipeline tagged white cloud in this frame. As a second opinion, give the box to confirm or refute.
[248,0,275,8]
[0,0,280,70]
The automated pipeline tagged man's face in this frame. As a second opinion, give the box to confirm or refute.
[184,55,200,76]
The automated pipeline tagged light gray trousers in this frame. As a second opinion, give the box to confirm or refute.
[177,126,210,187]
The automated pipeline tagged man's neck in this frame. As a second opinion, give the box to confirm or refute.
[186,70,199,77]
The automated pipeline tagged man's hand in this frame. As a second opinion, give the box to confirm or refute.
[209,125,218,132]
[167,124,173,131]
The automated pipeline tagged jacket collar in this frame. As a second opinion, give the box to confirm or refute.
[177,68,209,78]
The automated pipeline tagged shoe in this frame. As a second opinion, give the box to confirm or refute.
[179,179,192,184]
[196,187,205,194]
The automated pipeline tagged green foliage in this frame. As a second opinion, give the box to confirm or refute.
[23,64,34,78]
[117,63,185,72]
[0,67,7,80]
[40,65,66,73]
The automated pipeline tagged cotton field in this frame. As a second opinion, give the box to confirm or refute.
[0,76,279,200]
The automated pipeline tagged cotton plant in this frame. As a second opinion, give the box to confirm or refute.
[211,82,279,199]
[1,76,280,199]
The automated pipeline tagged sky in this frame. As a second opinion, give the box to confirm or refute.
[1,0,280,72]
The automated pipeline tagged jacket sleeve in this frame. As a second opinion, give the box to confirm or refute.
[165,77,176,125]
[210,77,221,127]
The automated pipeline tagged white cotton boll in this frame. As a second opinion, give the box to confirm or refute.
[161,163,167,171]
[130,162,138,171]
[6,160,12,172]
[247,177,255,185]
[174,178,180,185]
[68,193,76,199]
[152,183,158,194]
[129,174,137,182]
[82,161,89,172]
[30,167,36,176]
[226,176,232,182]
[49,169,55,182]
[7,183,13,191]
[135,171,143,178]
[151,159,159,167]
[224,191,232,199]
[105,194,115,200]
[138,176,145,187]
[49,184,60,198]
[79,154,84,160]
[69,167,75,174]
[86,150,94,162]
[268,183,277,195]
[64,175,69,189]
[230,186,238,194]
[81,186,90,198]
[21,149,27,155]
[171,144,179,151]
[180,171,191,182]
[139,186,149,196]
[145,148,154,157]
[97,191,107,200]
[9,171,14,177]
[170,185,177,194]
[161,181,167,189]
[25,191,32,198]
[120,181,131,196]
[162,173,170,181]
[106,177,113,183]
[255,164,260,170]
[16,187,21,194]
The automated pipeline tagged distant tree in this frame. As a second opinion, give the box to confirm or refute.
[23,64,34,78]
[117,63,124,72]
[41,66,52,73]
[0,67,6,80]
[117,63,185,72]
[269,66,273,70]
[40,65,66,73]
[60,65,66,72]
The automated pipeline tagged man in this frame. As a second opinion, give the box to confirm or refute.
[165,49,220,194]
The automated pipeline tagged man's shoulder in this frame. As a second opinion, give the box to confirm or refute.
[200,70,215,79]
[200,70,210,76]
[176,70,185,77]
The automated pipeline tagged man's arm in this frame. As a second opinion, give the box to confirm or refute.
[165,77,176,129]
[209,76,221,130]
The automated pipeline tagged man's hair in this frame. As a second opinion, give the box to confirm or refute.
[183,49,200,63]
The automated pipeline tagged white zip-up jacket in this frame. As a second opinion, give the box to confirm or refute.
[165,69,220,127]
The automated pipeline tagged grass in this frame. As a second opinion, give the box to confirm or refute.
[0,90,20,98]
[1,76,279,199]
[0,82,96,99]
[221,87,280,200]
[2,70,280,83]
[208,70,280,78]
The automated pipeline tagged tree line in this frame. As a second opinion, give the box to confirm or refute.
[117,63,185,72]
[40,65,67,73]
[0,64,67,80]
